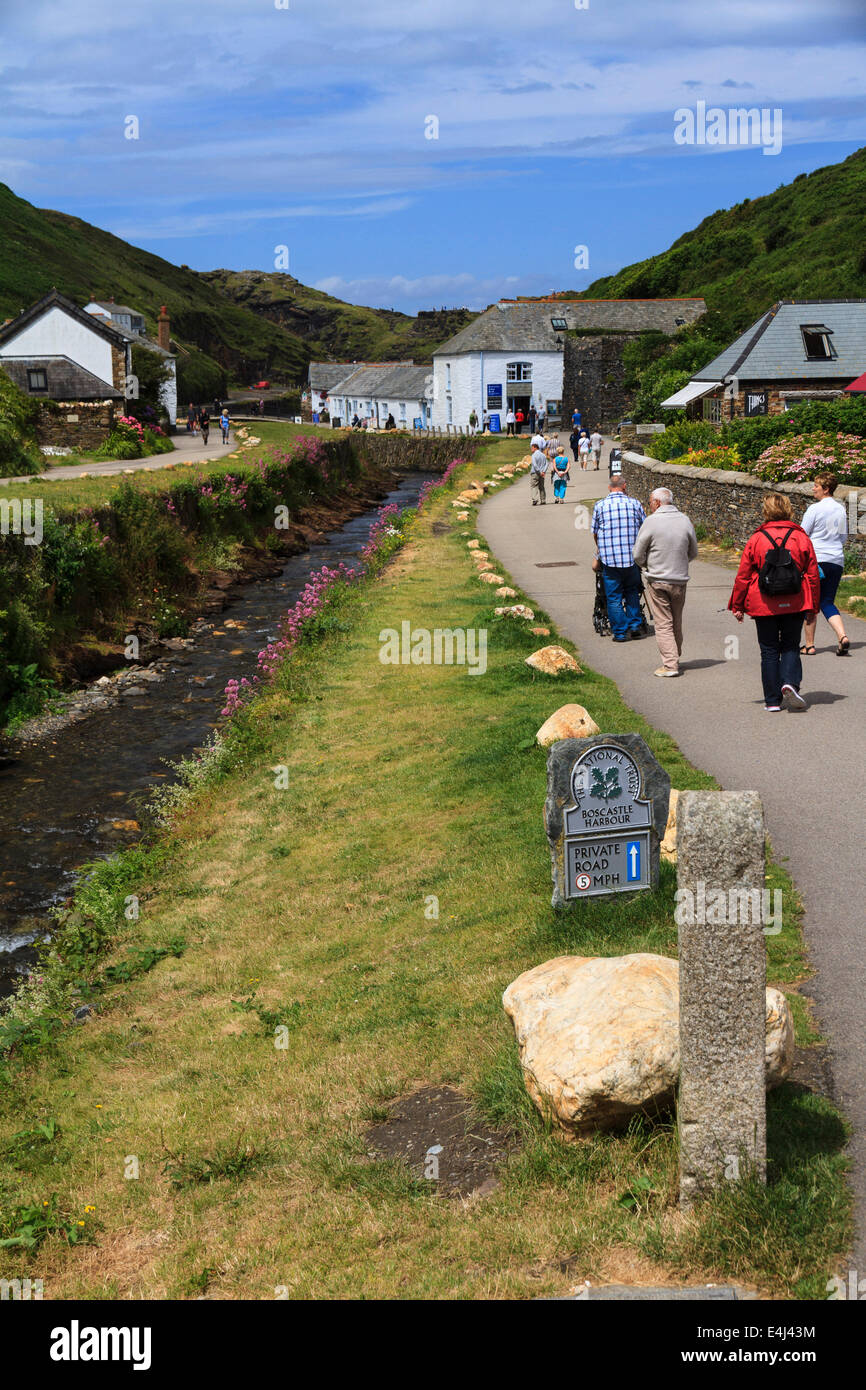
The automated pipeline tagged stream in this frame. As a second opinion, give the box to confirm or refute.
[0,472,432,996]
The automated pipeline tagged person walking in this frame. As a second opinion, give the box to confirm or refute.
[569,426,581,467]
[199,406,210,445]
[728,492,820,712]
[799,472,850,656]
[571,406,581,433]
[552,448,570,503]
[590,426,603,470]
[591,477,647,642]
[528,405,537,434]
[531,428,546,455]
[187,401,197,434]
[530,442,549,506]
[578,431,592,470]
[537,405,546,432]
[515,407,525,435]
[506,407,516,437]
[632,487,698,677]
[468,409,478,435]
[219,408,230,444]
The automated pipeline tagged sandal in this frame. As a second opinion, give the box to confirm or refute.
[799,645,817,655]
[836,637,850,656]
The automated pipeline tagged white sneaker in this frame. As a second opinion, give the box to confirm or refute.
[764,704,782,712]
[653,667,680,677]
[781,684,807,711]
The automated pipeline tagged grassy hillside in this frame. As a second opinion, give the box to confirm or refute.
[577,146,866,339]
[0,184,310,385]
[200,268,475,362]
[0,185,475,392]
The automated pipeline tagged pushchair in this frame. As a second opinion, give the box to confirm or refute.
[593,568,650,637]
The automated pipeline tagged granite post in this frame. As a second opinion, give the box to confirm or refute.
[677,790,767,1207]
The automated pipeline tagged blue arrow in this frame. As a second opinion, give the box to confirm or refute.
[626,841,640,881]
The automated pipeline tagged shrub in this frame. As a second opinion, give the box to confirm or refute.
[746,433,866,485]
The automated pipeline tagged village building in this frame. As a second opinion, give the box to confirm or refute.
[661,299,866,421]
[431,296,706,432]
[326,362,432,430]
[304,362,363,420]
[0,290,177,448]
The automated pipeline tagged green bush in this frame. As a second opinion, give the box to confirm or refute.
[0,372,41,476]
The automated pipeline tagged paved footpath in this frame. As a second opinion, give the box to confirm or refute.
[0,435,238,485]
[480,445,866,1269]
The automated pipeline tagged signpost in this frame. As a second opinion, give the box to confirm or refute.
[486,383,503,410]
[544,734,670,907]
[609,447,622,476]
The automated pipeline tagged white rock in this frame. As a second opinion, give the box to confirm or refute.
[503,954,794,1139]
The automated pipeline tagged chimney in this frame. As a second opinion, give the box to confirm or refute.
[157,304,171,352]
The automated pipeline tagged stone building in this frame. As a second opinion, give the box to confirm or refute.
[661,299,866,422]
[0,289,177,444]
[431,296,706,432]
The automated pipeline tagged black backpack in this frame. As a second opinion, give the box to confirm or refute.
[757,526,804,595]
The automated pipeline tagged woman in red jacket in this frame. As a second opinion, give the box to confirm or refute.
[729,493,820,712]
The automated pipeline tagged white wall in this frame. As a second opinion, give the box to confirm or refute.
[0,306,115,387]
[159,361,178,425]
[430,350,564,430]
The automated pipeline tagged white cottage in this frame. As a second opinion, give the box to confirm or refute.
[431,297,707,431]
[327,362,432,429]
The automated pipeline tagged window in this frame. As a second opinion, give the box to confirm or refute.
[399,402,406,420]
[27,368,48,391]
[550,316,567,331]
[507,361,533,382]
[800,324,834,360]
[702,395,723,424]
[447,397,453,424]
[446,362,451,391]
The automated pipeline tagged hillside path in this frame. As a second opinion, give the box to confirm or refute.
[479,444,866,1270]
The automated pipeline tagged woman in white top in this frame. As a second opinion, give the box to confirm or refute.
[578,433,592,470]
[800,472,849,656]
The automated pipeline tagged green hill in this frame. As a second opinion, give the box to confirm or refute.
[576,145,866,339]
[200,269,475,362]
[0,185,475,393]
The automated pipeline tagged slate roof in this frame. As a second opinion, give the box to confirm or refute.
[88,301,142,318]
[0,356,123,399]
[309,362,365,391]
[693,300,866,382]
[0,289,128,349]
[433,297,707,356]
[330,363,431,399]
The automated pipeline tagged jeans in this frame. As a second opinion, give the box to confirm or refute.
[602,563,643,638]
[818,561,843,619]
[754,613,804,705]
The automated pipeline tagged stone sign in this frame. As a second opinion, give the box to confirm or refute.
[545,734,670,907]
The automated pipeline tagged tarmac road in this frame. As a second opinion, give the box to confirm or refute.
[479,447,866,1271]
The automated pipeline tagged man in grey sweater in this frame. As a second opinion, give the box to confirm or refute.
[632,487,698,677]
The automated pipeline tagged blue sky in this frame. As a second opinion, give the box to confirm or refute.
[1,0,865,313]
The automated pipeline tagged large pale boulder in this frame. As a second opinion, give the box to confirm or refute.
[536,704,600,746]
[480,572,505,584]
[525,645,582,675]
[495,604,534,619]
[495,586,517,598]
[467,539,481,549]
[660,790,679,863]
[503,954,794,1139]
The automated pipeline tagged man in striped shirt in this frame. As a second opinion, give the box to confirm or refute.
[591,477,647,641]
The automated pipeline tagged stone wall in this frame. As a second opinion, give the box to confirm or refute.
[351,430,477,474]
[621,450,866,565]
[36,400,116,451]
[561,334,634,434]
[696,380,850,424]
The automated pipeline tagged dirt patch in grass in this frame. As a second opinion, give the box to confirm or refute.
[366,1085,516,1196]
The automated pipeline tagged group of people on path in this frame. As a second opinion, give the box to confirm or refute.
[590,472,851,704]
[186,401,232,445]
[504,404,546,436]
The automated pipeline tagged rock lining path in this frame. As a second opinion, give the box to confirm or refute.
[479,442,866,1269]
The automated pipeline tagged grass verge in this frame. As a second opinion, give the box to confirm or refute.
[0,440,850,1299]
